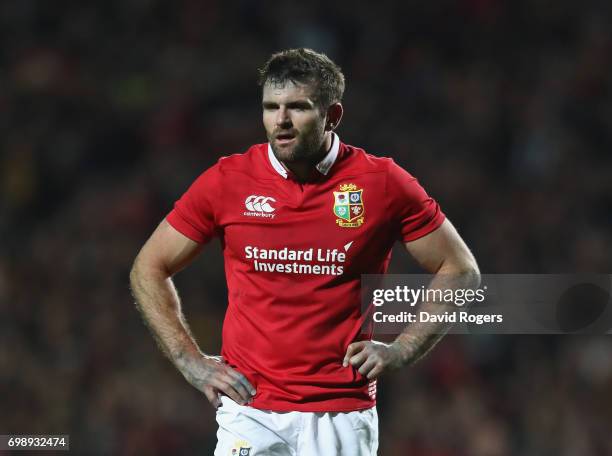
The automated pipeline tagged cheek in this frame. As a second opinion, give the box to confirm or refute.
[299,117,324,135]
[262,115,275,134]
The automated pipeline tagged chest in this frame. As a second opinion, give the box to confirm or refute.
[216,172,393,272]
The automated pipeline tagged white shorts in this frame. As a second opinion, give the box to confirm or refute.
[214,396,378,456]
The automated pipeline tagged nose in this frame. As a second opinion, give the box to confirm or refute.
[275,107,292,128]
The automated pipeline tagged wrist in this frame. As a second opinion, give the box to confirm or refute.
[173,345,204,372]
[390,336,420,367]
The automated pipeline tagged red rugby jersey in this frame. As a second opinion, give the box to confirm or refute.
[166,134,445,412]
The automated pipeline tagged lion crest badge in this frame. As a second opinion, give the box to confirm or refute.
[333,183,365,228]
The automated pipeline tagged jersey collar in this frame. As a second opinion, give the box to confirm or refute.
[267,132,340,179]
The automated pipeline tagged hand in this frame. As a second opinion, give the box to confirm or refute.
[178,354,256,409]
[343,341,406,380]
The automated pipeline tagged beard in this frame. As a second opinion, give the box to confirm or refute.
[270,125,326,164]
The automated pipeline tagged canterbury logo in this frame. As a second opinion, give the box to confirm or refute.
[245,195,276,214]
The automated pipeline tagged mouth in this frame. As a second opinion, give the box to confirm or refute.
[275,132,296,146]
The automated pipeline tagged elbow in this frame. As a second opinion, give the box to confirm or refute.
[129,253,151,287]
[463,263,481,288]
[458,255,480,277]
[129,253,170,286]
[464,261,481,288]
[440,257,481,287]
[129,256,142,289]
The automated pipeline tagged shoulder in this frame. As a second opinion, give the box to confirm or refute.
[187,143,269,183]
[215,143,269,177]
[338,142,409,178]
[182,144,268,194]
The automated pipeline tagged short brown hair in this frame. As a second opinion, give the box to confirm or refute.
[258,48,345,109]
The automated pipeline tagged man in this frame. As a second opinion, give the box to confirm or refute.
[130,48,479,455]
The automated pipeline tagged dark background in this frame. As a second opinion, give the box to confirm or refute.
[2,0,612,454]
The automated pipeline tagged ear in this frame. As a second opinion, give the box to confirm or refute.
[325,103,343,132]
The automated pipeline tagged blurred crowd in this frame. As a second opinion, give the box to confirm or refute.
[1,0,612,454]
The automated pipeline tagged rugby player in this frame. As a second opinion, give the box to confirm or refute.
[130,48,479,455]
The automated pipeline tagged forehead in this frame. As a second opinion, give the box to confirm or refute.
[262,80,317,102]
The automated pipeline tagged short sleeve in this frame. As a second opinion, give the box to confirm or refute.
[166,164,222,244]
[386,160,445,242]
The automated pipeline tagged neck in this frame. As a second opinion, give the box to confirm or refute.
[282,133,333,182]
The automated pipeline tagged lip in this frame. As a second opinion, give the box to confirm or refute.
[275,137,296,146]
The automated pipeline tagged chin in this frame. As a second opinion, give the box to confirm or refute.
[272,144,300,162]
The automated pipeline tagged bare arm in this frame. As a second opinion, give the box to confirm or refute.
[344,219,480,377]
[130,219,255,407]
[392,219,480,363]
[130,220,203,361]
